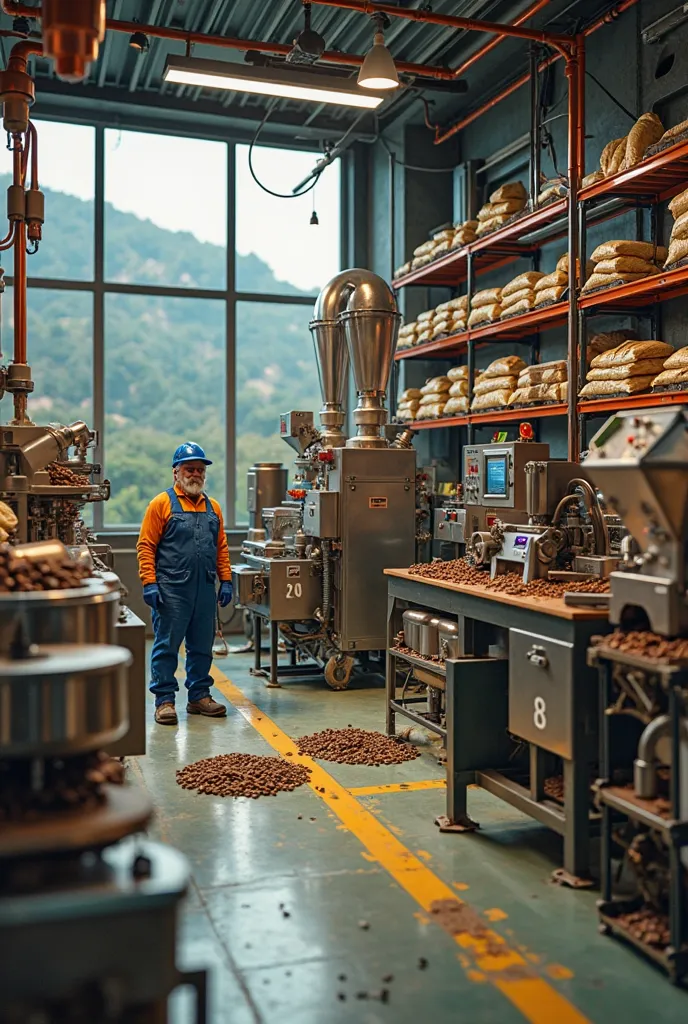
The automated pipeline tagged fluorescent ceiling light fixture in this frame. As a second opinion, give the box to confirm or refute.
[358,30,399,90]
[163,56,385,109]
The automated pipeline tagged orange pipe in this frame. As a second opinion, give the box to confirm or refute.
[450,0,551,79]
[309,0,573,56]
[7,37,42,71]
[435,0,640,143]
[11,134,26,366]
[27,120,38,188]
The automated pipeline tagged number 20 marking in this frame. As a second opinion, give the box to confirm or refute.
[533,696,547,730]
[286,583,302,599]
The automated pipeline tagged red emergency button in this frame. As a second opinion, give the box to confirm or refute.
[318,450,334,463]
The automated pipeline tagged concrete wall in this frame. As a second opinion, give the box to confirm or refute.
[362,0,688,474]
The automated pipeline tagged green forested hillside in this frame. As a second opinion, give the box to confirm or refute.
[0,176,323,524]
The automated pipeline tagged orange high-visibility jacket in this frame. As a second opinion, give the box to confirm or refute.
[136,484,231,586]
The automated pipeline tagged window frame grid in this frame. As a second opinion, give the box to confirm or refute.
[3,122,344,531]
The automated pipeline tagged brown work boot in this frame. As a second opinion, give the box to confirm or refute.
[187,695,227,718]
[154,702,178,725]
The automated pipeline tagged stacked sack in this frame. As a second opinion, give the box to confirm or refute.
[534,252,595,305]
[664,186,688,268]
[587,329,638,359]
[397,320,418,351]
[467,287,502,328]
[596,112,665,179]
[396,388,421,422]
[648,116,688,156]
[471,356,527,411]
[451,219,479,250]
[443,366,469,416]
[500,271,546,318]
[416,375,451,419]
[581,240,666,294]
[538,176,567,206]
[434,295,468,335]
[579,340,674,399]
[475,182,527,237]
[651,346,688,391]
[508,360,568,407]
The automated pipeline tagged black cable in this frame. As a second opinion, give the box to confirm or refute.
[248,101,323,199]
[379,136,455,173]
[585,70,637,122]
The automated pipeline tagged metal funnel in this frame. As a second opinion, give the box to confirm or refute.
[584,408,688,584]
[340,307,400,395]
[309,319,349,447]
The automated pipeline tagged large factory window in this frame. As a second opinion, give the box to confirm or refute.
[3,285,93,425]
[235,300,320,524]
[104,293,226,525]
[104,130,227,291]
[235,144,340,297]
[0,120,95,281]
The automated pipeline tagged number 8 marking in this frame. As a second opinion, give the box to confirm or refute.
[533,696,547,730]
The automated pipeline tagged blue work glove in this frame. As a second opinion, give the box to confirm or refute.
[143,583,162,612]
[218,580,233,608]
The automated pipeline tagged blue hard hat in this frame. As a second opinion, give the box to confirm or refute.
[172,442,212,468]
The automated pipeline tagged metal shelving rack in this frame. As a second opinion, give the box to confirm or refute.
[392,137,688,449]
[590,645,688,984]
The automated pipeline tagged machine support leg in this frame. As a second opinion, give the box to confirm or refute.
[437,660,479,833]
[386,592,397,736]
[555,755,593,887]
[267,619,281,688]
[254,615,261,672]
[529,744,547,802]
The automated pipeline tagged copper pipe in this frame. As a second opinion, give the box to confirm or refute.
[0,221,16,250]
[309,0,573,56]
[27,120,38,188]
[435,0,640,143]
[7,37,42,71]
[10,132,26,366]
[565,43,581,462]
[1,4,457,81]
[450,0,551,79]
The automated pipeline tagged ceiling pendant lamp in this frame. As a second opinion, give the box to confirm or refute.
[357,17,399,91]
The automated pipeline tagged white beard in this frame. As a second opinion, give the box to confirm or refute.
[177,475,204,496]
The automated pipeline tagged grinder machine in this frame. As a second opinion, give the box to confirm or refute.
[233,269,416,689]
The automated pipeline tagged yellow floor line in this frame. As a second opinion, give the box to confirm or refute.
[210,664,590,1024]
[349,779,447,796]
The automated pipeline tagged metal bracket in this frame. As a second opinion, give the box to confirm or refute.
[435,813,480,833]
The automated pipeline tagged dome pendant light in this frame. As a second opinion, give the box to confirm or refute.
[357,18,399,91]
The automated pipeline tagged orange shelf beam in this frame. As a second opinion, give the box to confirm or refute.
[579,139,688,203]
[577,390,688,415]
[405,402,567,429]
[578,264,688,310]
[395,302,568,360]
[392,199,568,291]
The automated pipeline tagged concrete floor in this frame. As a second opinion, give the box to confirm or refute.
[131,649,688,1024]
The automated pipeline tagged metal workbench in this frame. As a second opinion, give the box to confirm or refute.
[385,568,610,883]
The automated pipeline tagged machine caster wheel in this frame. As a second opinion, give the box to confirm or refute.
[324,655,354,690]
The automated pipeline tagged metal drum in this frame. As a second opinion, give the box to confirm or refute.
[437,619,460,660]
[419,616,441,658]
[402,609,432,652]
[0,581,119,655]
[0,643,131,756]
[247,462,288,529]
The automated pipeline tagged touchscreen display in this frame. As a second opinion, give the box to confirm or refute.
[485,455,508,496]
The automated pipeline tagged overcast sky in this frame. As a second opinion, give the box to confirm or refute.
[3,120,341,293]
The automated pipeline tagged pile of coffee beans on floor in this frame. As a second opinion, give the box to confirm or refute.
[0,751,124,821]
[0,544,90,593]
[543,775,565,801]
[408,558,610,598]
[296,727,420,766]
[617,907,670,949]
[48,462,90,488]
[176,753,311,799]
[603,630,688,661]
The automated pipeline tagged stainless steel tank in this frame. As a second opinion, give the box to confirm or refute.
[247,462,288,530]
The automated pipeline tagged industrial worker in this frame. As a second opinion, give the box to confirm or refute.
[137,442,233,725]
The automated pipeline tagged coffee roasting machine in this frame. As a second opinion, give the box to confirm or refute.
[432,434,621,583]
[582,408,688,981]
[233,269,416,689]
[0,544,201,1021]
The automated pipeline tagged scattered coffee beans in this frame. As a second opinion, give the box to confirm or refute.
[0,750,124,822]
[48,462,90,488]
[0,544,89,593]
[176,752,311,798]
[604,630,688,661]
[408,558,610,598]
[617,907,670,949]
[296,727,419,766]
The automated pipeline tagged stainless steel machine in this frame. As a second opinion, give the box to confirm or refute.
[233,269,416,689]
[0,544,201,1022]
[584,407,688,635]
